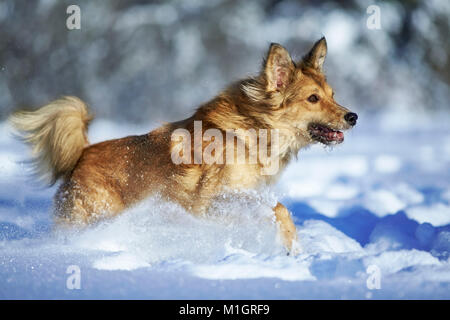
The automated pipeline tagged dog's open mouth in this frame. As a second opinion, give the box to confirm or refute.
[308,123,344,145]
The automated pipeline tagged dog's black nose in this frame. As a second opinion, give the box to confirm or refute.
[344,112,358,126]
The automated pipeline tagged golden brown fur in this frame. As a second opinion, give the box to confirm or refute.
[9,96,92,184]
[10,38,357,254]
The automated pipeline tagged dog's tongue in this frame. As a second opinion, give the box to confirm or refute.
[327,130,344,141]
[309,124,344,144]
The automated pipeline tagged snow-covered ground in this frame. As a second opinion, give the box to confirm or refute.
[0,110,449,299]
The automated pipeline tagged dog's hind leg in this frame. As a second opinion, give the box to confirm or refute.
[273,202,300,255]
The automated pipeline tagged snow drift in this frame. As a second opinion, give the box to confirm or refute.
[0,111,449,299]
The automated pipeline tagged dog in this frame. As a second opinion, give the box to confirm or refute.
[10,37,357,254]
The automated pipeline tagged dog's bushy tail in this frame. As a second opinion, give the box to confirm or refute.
[9,96,92,184]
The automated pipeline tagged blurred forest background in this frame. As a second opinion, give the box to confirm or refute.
[0,0,448,124]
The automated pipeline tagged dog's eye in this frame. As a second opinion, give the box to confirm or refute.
[308,94,319,103]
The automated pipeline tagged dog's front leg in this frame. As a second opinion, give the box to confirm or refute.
[273,202,300,255]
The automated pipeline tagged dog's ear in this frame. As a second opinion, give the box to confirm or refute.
[263,43,295,92]
[302,37,327,72]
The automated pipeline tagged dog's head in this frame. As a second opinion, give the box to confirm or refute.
[242,37,357,147]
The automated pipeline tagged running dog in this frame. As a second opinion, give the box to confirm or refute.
[10,37,357,254]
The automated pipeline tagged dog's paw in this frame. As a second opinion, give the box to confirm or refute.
[286,240,302,257]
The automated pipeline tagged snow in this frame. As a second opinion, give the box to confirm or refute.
[363,250,440,275]
[0,111,450,299]
[406,203,450,227]
[93,253,151,271]
[364,189,406,217]
[298,220,363,254]
[190,253,315,281]
[374,154,402,174]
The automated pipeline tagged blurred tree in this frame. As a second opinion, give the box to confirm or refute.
[0,0,448,123]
